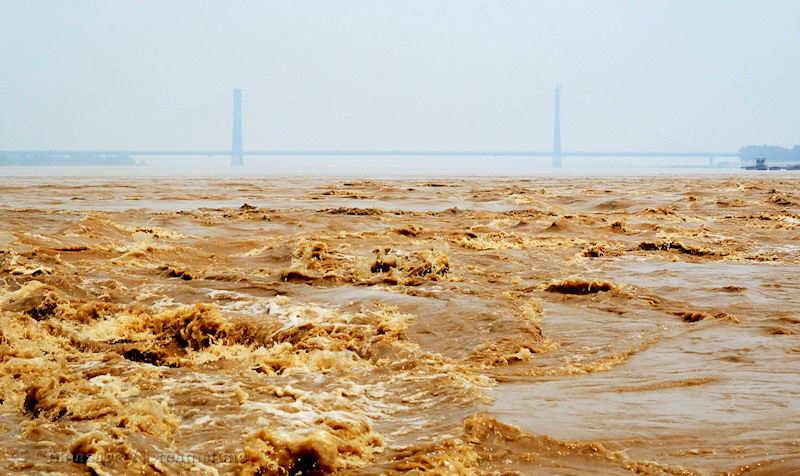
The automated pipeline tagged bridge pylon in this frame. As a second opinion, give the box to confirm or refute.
[231,88,244,167]
[552,86,562,168]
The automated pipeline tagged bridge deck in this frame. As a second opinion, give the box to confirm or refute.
[1,150,741,158]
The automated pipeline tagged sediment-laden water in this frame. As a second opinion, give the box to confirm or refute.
[0,176,798,475]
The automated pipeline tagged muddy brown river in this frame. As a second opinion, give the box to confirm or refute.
[0,175,798,475]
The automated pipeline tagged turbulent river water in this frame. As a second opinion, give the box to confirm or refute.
[0,175,798,475]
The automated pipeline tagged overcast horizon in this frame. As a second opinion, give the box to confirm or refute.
[1,0,799,153]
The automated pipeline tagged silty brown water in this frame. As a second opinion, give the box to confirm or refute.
[0,175,798,474]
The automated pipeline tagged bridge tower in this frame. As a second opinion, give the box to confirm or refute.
[552,86,562,168]
[231,88,244,167]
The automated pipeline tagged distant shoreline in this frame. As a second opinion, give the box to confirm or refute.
[0,158,140,166]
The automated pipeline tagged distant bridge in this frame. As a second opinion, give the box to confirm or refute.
[0,149,740,157]
[0,88,742,167]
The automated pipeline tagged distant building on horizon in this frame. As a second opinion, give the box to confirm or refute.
[739,144,800,165]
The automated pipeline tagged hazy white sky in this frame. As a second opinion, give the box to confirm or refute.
[1,0,798,152]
